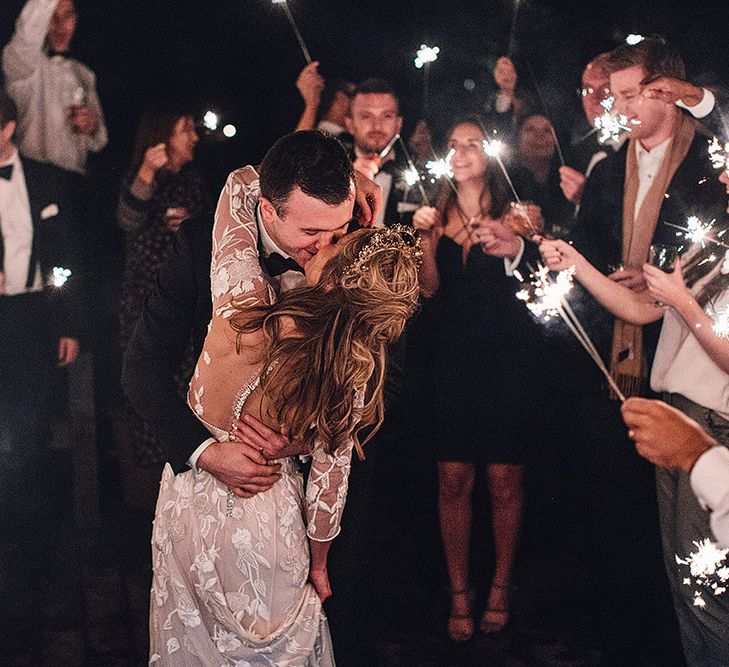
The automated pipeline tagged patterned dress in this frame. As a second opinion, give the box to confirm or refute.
[148,168,353,665]
[118,166,208,466]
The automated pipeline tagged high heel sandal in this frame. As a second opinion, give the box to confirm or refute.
[447,589,474,642]
[479,582,511,634]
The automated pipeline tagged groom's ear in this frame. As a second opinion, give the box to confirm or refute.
[259,196,277,224]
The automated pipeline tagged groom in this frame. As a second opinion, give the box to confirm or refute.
[122,130,385,665]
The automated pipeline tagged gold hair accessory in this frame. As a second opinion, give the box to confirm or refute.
[343,225,423,279]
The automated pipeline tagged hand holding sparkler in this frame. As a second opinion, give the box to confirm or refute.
[353,155,380,181]
[640,76,704,108]
[540,238,582,272]
[621,397,716,473]
[559,165,586,205]
[643,257,690,310]
[412,206,441,236]
[296,61,324,108]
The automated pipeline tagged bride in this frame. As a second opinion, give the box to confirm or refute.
[148,168,421,665]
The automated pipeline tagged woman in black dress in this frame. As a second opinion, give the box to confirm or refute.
[414,118,540,641]
[118,107,209,467]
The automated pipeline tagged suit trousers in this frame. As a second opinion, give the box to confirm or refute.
[658,393,729,667]
[0,292,58,618]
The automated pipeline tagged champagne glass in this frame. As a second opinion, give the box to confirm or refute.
[647,244,677,273]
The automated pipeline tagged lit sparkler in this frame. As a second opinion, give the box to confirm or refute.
[665,217,729,252]
[50,266,72,288]
[708,136,729,173]
[676,538,729,608]
[272,0,312,64]
[425,148,454,180]
[414,44,440,69]
[402,166,420,187]
[378,133,400,161]
[395,135,431,206]
[711,305,729,339]
[202,110,219,132]
[594,96,631,145]
[517,263,626,401]
[625,33,645,45]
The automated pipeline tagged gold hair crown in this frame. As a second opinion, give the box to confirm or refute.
[343,224,423,280]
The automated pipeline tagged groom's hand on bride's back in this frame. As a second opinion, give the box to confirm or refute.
[197,440,282,499]
[232,414,302,459]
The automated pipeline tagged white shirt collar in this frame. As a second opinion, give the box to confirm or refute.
[635,136,671,163]
[317,120,346,137]
[255,203,290,259]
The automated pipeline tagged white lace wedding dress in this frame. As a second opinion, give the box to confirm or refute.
[148,168,353,666]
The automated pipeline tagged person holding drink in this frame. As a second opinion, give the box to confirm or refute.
[2,0,107,175]
[540,233,729,665]
[117,106,208,472]
[413,117,545,641]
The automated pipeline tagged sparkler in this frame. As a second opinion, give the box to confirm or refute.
[523,59,566,167]
[594,96,632,145]
[414,44,440,119]
[664,217,729,252]
[50,266,72,288]
[395,135,431,206]
[425,148,454,180]
[676,538,729,608]
[402,166,420,187]
[708,136,729,173]
[710,305,729,340]
[507,0,522,58]
[378,133,401,161]
[202,110,219,132]
[517,263,626,401]
[271,0,312,64]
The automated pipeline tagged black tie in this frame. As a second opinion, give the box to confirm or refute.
[0,164,13,180]
[264,252,304,277]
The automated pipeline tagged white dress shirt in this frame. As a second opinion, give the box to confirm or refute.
[2,0,108,174]
[634,137,671,217]
[317,120,346,138]
[677,88,716,120]
[187,201,306,471]
[691,445,729,548]
[0,148,42,295]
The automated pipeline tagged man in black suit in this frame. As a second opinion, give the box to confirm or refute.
[567,38,729,663]
[122,131,386,665]
[344,79,427,228]
[0,89,83,627]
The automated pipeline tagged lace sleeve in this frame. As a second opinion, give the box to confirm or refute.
[305,388,365,542]
[210,168,274,318]
[305,438,354,542]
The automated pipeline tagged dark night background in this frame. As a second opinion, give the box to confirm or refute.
[3,0,729,182]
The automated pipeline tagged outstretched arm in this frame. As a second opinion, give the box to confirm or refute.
[540,239,663,325]
[2,0,57,87]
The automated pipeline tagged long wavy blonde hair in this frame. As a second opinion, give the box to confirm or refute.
[230,228,421,459]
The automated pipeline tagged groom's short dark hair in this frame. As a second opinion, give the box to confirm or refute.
[259,131,354,218]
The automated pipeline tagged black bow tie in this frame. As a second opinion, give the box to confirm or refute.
[0,164,13,180]
[264,252,304,277]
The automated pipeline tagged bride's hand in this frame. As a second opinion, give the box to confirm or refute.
[309,566,332,603]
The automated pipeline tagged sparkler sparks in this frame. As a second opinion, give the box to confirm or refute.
[594,96,631,145]
[711,305,729,339]
[516,265,575,321]
[202,111,219,131]
[483,138,504,157]
[426,148,455,180]
[414,44,440,69]
[517,263,626,401]
[50,266,72,288]
[665,217,728,252]
[676,539,729,607]
[402,166,420,187]
[708,136,729,173]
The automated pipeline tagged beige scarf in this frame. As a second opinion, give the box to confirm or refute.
[608,113,695,399]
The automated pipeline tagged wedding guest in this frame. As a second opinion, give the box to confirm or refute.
[2,0,107,175]
[542,232,729,665]
[294,61,353,138]
[118,107,208,472]
[413,118,542,641]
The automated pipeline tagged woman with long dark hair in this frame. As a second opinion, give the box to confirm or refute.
[118,107,208,468]
[413,118,540,640]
